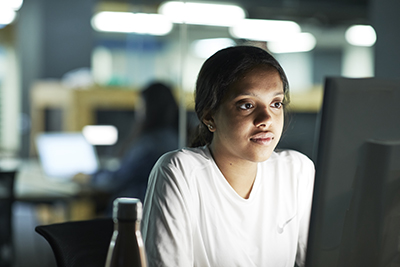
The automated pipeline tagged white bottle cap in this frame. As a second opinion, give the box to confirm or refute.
[113,197,143,221]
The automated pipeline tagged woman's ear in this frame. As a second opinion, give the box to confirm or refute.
[202,112,216,133]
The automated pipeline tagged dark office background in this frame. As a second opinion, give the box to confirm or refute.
[1,0,400,266]
[13,0,400,159]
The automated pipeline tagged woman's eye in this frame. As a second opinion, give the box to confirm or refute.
[239,103,254,110]
[272,102,283,109]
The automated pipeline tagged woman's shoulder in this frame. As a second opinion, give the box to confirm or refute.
[148,146,213,190]
[156,146,212,170]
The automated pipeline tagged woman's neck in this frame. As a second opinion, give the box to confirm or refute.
[208,146,257,199]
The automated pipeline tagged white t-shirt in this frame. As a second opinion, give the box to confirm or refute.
[142,146,315,267]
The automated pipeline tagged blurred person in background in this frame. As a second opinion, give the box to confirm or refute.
[76,81,179,212]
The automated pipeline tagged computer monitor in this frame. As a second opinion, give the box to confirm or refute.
[36,132,99,180]
[305,77,400,267]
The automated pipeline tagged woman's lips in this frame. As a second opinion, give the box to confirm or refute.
[250,132,275,145]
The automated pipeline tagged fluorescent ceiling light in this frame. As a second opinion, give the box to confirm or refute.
[82,125,118,145]
[230,19,301,41]
[9,0,23,10]
[267,32,316,53]
[345,25,376,47]
[158,1,246,27]
[91,11,173,35]
[0,0,23,10]
[191,38,236,58]
[0,9,16,25]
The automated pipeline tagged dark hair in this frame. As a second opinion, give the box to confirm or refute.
[189,45,290,148]
[141,82,179,133]
[117,81,178,157]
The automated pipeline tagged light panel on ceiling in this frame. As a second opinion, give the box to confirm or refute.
[0,0,23,26]
[230,19,301,41]
[191,38,236,58]
[345,25,376,47]
[267,32,317,53]
[158,1,246,27]
[91,11,173,35]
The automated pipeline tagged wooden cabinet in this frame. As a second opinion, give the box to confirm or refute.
[30,81,139,154]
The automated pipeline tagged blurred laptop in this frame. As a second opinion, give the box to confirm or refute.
[35,132,99,181]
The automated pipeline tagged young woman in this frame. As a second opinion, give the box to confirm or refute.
[141,46,315,267]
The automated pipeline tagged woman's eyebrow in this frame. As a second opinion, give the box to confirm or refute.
[273,91,285,96]
[273,92,285,98]
[232,91,284,99]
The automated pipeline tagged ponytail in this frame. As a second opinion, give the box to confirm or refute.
[189,123,213,148]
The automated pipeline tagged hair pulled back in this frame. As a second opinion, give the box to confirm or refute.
[190,45,290,148]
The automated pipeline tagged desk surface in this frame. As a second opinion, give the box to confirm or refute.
[13,159,81,202]
[0,158,106,221]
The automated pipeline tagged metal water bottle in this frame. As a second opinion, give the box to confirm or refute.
[105,198,148,267]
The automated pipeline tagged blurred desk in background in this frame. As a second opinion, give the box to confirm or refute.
[30,81,140,155]
[15,159,107,223]
[15,159,80,202]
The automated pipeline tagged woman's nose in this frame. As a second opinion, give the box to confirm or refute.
[254,107,272,128]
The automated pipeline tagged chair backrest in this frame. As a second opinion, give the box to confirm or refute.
[35,218,114,267]
[0,170,16,267]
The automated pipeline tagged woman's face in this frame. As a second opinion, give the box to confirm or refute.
[207,67,284,165]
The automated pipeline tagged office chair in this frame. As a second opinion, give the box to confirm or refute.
[0,170,16,267]
[35,218,114,267]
